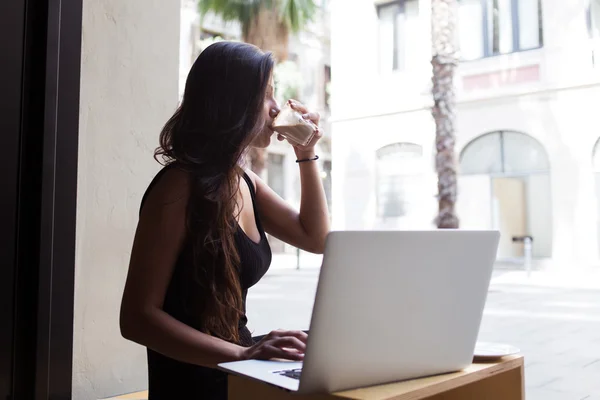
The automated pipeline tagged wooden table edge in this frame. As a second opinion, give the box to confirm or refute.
[333,355,524,400]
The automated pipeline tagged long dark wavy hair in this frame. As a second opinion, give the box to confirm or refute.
[155,41,274,343]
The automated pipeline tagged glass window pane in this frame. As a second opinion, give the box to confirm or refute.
[487,0,514,54]
[593,139,600,172]
[267,153,285,197]
[459,0,485,60]
[395,8,406,70]
[502,131,549,173]
[323,160,332,211]
[378,3,399,72]
[400,0,420,70]
[592,0,600,38]
[460,132,503,175]
[518,0,541,49]
[376,143,423,218]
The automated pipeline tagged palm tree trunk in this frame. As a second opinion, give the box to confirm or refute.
[243,6,290,177]
[431,0,459,229]
[244,6,290,62]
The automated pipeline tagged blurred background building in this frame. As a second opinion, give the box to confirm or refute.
[330,0,600,270]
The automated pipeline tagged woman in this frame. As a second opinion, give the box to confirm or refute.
[119,41,329,399]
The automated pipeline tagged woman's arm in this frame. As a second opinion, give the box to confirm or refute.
[119,168,245,368]
[250,157,329,254]
[120,168,307,367]
[251,101,330,254]
[295,146,331,250]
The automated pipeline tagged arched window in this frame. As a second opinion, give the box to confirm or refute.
[460,131,549,175]
[593,137,600,172]
[376,142,423,218]
[458,131,552,259]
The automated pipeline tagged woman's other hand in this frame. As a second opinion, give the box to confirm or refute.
[241,329,308,361]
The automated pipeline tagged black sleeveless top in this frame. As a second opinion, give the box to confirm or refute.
[140,165,272,400]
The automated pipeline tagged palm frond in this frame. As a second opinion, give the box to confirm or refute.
[198,0,317,34]
[278,0,317,32]
[198,0,262,29]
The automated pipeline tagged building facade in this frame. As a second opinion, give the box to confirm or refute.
[330,0,600,269]
[179,0,332,253]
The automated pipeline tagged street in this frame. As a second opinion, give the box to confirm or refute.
[246,266,600,400]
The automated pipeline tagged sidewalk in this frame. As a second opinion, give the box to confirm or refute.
[272,252,600,291]
[491,269,600,290]
[271,251,323,270]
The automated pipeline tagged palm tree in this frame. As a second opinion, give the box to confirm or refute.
[198,0,318,176]
[431,0,459,229]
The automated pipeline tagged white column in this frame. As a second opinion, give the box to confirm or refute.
[73,0,180,398]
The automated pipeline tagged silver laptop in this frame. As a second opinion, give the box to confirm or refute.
[218,230,500,394]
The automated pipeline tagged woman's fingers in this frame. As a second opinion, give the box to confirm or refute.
[250,330,309,361]
[309,129,324,148]
[269,329,308,343]
[303,112,321,126]
[293,128,323,151]
[288,99,308,114]
[272,336,307,352]
[264,345,305,361]
[288,100,321,126]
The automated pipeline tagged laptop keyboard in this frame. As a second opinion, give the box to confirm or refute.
[272,368,302,380]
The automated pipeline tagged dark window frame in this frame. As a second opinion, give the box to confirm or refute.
[0,0,82,398]
[323,160,333,214]
[324,64,331,111]
[0,0,25,397]
[588,0,600,38]
[460,0,544,60]
[376,0,410,71]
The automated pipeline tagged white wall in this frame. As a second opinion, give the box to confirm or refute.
[526,174,552,258]
[331,110,437,231]
[330,0,431,122]
[179,1,199,98]
[457,175,492,230]
[73,0,180,398]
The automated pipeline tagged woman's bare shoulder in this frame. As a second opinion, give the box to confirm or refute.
[243,168,260,189]
[143,165,191,212]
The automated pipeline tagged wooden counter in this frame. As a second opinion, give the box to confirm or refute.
[228,355,524,400]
